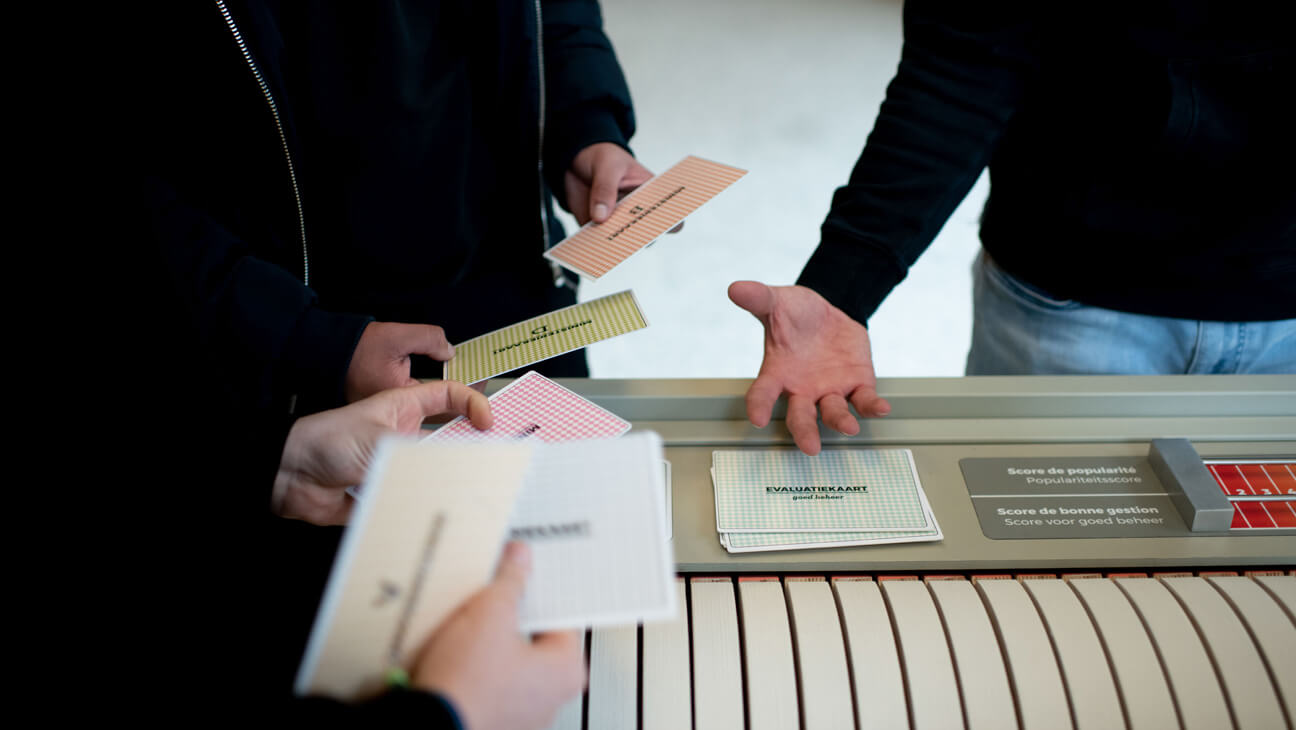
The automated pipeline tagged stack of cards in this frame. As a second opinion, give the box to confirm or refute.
[712,449,942,553]
[298,432,676,701]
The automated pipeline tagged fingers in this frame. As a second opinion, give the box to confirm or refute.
[530,629,588,692]
[727,280,775,322]
[849,387,892,418]
[818,394,860,436]
[492,540,533,605]
[588,153,626,224]
[401,324,454,361]
[745,375,782,429]
[463,386,493,430]
[404,381,493,429]
[785,393,823,455]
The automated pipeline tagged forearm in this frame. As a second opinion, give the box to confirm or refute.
[798,0,1037,324]
[540,0,637,199]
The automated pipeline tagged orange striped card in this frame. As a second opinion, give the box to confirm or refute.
[544,155,747,279]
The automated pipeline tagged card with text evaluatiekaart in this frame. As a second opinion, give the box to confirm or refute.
[543,155,747,279]
[425,370,631,443]
[443,290,648,385]
[712,449,932,533]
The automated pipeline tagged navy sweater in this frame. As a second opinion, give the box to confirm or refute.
[799,1,1295,324]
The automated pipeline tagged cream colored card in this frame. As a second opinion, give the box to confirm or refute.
[443,290,648,384]
[543,155,748,279]
[295,439,534,701]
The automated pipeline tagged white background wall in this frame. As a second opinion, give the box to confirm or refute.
[564,0,987,379]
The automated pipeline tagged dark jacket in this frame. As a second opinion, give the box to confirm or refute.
[145,1,635,415]
[799,1,1295,325]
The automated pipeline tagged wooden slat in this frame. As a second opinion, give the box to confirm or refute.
[1115,577,1231,730]
[644,578,692,730]
[927,578,1018,730]
[1209,576,1296,726]
[784,577,855,730]
[1252,575,1296,623]
[588,624,638,730]
[545,629,587,730]
[691,577,744,730]
[833,577,910,730]
[880,578,964,730]
[1160,576,1285,730]
[1020,578,1126,730]
[1067,577,1178,730]
[975,577,1073,730]
[736,578,799,730]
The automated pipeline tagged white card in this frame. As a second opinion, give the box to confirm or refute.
[513,432,677,632]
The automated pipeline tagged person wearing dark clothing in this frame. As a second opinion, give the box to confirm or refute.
[729,1,1296,455]
[146,1,650,417]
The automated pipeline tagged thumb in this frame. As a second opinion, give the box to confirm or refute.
[589,154,626,223]
[492,541,533,605]
[401,381,493,429]
[396,324,455,361]
[727,280,776,322]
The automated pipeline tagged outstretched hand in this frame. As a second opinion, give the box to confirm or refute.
[271,381,492,524]
[728,281,890,455]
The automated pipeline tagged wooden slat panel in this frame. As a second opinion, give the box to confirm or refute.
[1253,575,1296,623]
[975,577,1073,730]
[644,578,692,730]
[1160,577,1285,730]
[1209,576,1296,727]
[588,624,638,730]
[691,577,744,730]
[881,578,964,730]
[736,578,799,730]
[833,577,910,730]
[1020,578,1125,730]
[1115,577,1231,730]
[927,579,1018,730]
[545,629,587,730]
[1067,577,1179,730]
[785,577,855,730]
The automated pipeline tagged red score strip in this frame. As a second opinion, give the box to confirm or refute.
[1206,461,1296,501]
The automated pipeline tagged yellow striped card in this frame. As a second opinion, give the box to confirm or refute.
[544,155,747,279]
[443,290,648,384]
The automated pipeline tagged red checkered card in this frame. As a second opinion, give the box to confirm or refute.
[425,371,631,443]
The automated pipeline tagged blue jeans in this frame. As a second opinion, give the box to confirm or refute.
[965,253,1296,375]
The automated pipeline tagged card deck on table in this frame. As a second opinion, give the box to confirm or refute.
[426,371,631,443]
[543,155,748,279]
[717,470,942,553]
[712,449,932,533]
[443,290,648,385]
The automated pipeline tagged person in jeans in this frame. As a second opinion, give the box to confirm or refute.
[729,1,1295,454]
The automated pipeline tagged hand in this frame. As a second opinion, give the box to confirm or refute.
[728,281,890,455]
[414,542,586,730]
[271,381,492,524]
[346,322,454,403]
[564,142,654,224]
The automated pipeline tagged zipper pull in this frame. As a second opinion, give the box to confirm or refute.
[550,261,575,290]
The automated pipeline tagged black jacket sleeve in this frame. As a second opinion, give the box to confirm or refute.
[540,0,638,200]
[146,176,372,415]
[797,1,1037,325]
[143,3,372,415]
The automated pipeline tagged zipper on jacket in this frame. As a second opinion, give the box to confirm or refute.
[214,0,310,287]
[535,0,574,290]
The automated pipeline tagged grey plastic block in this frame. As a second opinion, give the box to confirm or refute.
[1148,438,1234,532]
